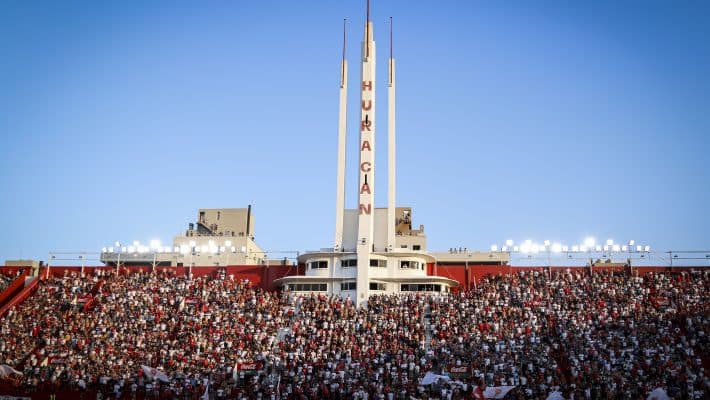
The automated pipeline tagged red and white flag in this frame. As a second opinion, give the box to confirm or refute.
[141,365,170,382]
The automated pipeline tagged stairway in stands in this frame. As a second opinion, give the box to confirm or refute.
[423,303,433,350]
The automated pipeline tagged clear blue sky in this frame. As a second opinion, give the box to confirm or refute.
[1,0,708,263]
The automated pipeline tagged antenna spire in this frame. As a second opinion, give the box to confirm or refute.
[389,16,393,85]
[365,0,371,58]
[341,19,347,87]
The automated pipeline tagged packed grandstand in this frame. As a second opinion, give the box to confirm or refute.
[0,267,707,399]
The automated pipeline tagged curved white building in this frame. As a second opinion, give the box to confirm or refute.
[274,6,459,306]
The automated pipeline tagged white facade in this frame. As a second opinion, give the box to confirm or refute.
[275,7,458,306]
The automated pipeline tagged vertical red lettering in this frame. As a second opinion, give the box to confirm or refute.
[359,204,372,214]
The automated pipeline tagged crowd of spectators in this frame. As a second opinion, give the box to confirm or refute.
[0,267,707,399]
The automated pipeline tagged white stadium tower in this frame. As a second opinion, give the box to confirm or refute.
[274,3,459,306]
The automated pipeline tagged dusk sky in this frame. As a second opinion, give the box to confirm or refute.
[1,0,708,264]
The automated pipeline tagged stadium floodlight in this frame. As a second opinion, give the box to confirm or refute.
[219,246,226,253]
[115,241,121,247]
[531,244,540,253]
[584,237,595,248]
[524,239,532,245]
[505,239,514,247]
[102,247,107,253]
[562,245,569,252]
[621,245,628,252]
[180,245,189,254]
[108,247,114,253]
[133,240,140,246]
[138,246,148,254]
[150,240,161,249]
[513,246,519,252]
[612,245,620,252]
[208,240,215,246]
[490,244,498,252]
[595,245,602,252]
[552,243,562,253]
[128,246,135,253]
[572,245,579,252]
[189,240,196,247]
[603,245,609,252]
[121,247,127,253]
[225,240,232,247]
[606,239,613,246]
[201,245,208,253]
[210,246,218,254]
[629,240,635,246]
[241,246,247,253]
[636,245,642,252]
[544,240,551,247]
[644,245,651,252]
[231,246,236,252]
[501,246,508,252]
[173,246,179,252]
[520,244,530,253]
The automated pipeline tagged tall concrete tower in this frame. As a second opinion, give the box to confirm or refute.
[334,19,348,252]
[356,0,376,304]
[276,3,460,305]
[387,17,396,253]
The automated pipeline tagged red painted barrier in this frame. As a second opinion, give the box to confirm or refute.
[0,277,39,317]
[0,270,30,310]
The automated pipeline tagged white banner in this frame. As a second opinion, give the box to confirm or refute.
[0,365,22,377]
[546,391,565,400]
[421,372,451,385]
[483,386,516,399]
[647,388,669,400]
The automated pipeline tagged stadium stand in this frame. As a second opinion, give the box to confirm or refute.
[0,268,707,399]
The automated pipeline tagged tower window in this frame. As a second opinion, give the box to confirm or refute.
[369,282,386,291]
[341,282,356,291]
[400,260,421,269]
[309,261,328,269]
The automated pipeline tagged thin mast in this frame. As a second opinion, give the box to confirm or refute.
[341,19,347,88]
[389,16,393,85]
[365,0,371,58]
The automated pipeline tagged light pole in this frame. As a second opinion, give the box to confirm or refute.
[46,253,54,280]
